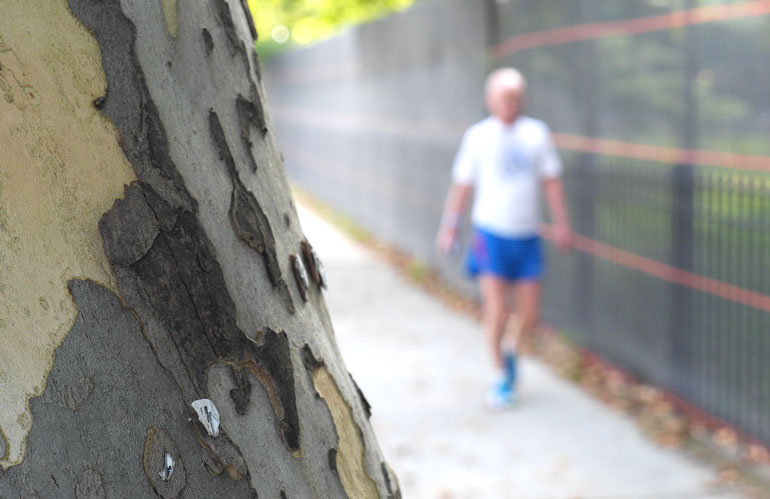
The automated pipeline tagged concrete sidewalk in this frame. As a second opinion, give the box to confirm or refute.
[297,204,745,499]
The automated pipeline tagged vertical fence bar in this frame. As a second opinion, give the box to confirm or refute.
[718,172,728,416]
[669,0,697,397]
[671,163,694,394]
[571,1,600,348]
[760,178,766,440]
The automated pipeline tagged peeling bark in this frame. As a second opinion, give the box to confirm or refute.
[142,427,186,498]
[209,111,294,314]
[303,346,379,498]
[99,182,301,456]
[1,0,396,496]
[63,377,94,412]
[212,0,244,57]
[237,0,258,41]
[202,28,215,55]
[351,374,373,420]
[236,84,269,172]
[0,280,255,498]
[75,468,107,499]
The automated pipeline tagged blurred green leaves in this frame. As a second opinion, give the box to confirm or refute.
[249,0,415,59]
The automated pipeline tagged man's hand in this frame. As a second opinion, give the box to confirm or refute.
[438,183,472,256]
[552,224,572,252]
[437,225,459,256]
[543,178,572,252]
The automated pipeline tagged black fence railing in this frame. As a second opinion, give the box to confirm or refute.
[265,0,770,445]
[546,154,770,442]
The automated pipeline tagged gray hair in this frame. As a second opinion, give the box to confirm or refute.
[485,67,527,97]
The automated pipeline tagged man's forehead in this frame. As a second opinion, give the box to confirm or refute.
[491,79,524,96]
[498,82,524,94]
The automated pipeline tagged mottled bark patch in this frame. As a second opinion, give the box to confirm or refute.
[65,0,275,481]
[0,0,137,467]
[228,367,253,416]
[251,50,262,81]
[63,377,94,412]
[310,367,378,499]
[302,344,324,373]
[142,427,185,498]
[209,0,256,85]
[381,462,401,499]
[350,374,372,420]
[99,188,161,266]
[244,329,300,451]
[236,84,268,172]
[68,0,194,213]
[74,468,106,499]
[99,182,300,453]
[202,28,214,55]
[0,280,256,498]
[209,110,294,314]
[160,0,179,38]
[238,0,258,40]
[212,0,242,57]
[291,254,309,302]
[303,346,377,499]
[49,0,395,495]
[16,479,41,499]
[301,240,326,289]
[200,447,223,476]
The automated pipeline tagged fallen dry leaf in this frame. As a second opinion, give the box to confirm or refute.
[714,427,739,448]
[718,466,740,485]
[748,444,770,464]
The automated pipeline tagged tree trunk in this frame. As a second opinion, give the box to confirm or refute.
[0,1,398,497]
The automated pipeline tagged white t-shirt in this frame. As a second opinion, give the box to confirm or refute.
[452,115,562,238]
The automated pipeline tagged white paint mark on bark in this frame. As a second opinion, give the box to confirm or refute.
[192,399,220,437]
[158,452,175,481]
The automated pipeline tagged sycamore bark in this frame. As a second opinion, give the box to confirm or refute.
[0,1,398,497]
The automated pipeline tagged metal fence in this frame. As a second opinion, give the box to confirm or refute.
[264,0,770,445]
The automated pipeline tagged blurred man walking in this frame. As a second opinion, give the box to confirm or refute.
[437,68,572,409]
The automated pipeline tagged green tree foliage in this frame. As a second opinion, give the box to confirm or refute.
[249,0,415,57]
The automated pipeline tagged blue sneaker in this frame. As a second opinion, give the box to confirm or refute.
[486,376,516,410]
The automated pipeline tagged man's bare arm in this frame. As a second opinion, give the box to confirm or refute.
[543,178,572,250]
[437,182,473,255]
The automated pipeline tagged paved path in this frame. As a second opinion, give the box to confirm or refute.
[297,204,744,499]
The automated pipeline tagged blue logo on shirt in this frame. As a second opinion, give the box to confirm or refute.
[501,145,530,177]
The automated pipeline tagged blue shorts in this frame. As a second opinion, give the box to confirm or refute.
[465,228,544,281]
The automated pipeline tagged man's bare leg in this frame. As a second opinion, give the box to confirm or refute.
[504,280,541,350]
[479,274,511,371]
[496,280,541,395]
